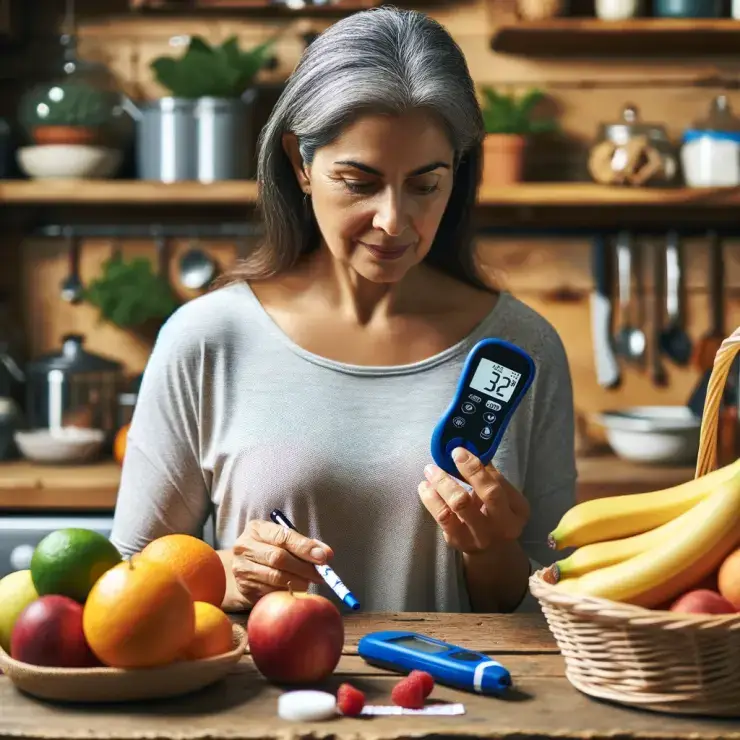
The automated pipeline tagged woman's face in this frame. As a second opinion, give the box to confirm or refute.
[288,110,455,284]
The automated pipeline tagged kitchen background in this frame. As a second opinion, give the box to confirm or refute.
[1,0,739,576]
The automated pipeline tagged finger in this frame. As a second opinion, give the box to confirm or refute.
[423,463,490,546]
[236,534,323,584]
[450,448,527,538]
[417,480,469,544]
[232,558,311,593]
[249,520,333,563]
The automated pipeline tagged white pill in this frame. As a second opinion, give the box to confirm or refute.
[277,690,338,721]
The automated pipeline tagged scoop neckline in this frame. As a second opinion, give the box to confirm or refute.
[233,281,510,377]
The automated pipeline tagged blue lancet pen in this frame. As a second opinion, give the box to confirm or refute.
[270,509,360,611]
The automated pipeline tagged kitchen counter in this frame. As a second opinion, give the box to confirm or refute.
[0,611,735,739]
[0,456,697,512]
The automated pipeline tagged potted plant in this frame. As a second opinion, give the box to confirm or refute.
[479,87,558,187]
[126,35,274,182]
[20,81,113,146]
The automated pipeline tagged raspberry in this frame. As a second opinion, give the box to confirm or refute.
[336,683,365,716]
[408,670,435,697]
[391,674,426,709]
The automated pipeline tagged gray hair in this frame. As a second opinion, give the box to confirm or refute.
[219,5,487,288]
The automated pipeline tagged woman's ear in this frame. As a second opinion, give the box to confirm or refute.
[282,133,311,193]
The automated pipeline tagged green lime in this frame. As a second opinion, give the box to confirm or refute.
[30,528,122,603]
[0,569,39,652]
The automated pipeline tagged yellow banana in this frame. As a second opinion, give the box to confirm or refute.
[552,469,740,608]
[551,497,709,581]
[547,457,740,550]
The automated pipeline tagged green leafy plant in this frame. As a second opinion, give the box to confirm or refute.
[151,35,274,99]
[21,81,113,127]
[83,254,180,329]
[480,87,558,136]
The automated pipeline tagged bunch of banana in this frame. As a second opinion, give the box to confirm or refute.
[546,458,740,609]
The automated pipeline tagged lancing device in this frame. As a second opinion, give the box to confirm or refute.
[431,338,536,478]
[270,509,360,611]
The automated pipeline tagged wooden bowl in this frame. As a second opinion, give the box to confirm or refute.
[0,623,247,703]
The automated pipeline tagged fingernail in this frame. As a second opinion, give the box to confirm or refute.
[452,447,469,463]
[310,546,327,563]
[424,464,438,479]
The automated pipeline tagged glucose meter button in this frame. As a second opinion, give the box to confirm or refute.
[485,401,501,411]
[480,426,493,440]
[483,412,496,423]
[278,690,337,721]
[461,402,476,414]
[452,416,466,428]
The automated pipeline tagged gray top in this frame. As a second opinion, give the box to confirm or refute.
[110,283,577,613]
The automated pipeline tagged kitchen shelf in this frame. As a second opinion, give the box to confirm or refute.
[0,456,693,512]
[3,180,740,208]
[490,18,740,56]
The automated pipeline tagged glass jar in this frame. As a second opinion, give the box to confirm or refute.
[681,96,740,188]
[17,32,132,152]
[587,104,678,187]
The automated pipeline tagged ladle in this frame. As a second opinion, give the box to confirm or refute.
[614,231,645,364]
[179,241,216,291]
[659,230,692,365]
[60,228,84,304]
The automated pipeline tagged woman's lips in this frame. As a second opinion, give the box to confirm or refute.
[358,241,412,260]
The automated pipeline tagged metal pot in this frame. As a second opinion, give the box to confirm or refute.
[126,91,256,183]
[25,334,123,442]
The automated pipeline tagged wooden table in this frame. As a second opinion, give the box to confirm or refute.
[1,613,737,740]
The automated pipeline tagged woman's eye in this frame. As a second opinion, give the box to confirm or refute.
[343,180,376,194]
[413,183,440,195]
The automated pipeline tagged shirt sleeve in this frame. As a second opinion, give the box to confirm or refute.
[517,325,578,607]
[110,309,212,558]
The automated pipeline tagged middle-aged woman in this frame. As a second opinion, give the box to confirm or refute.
[110,5,577,615]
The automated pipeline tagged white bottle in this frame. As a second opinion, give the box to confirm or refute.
[595,0,640,19]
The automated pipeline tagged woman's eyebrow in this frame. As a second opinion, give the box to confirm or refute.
[333,160,451,176]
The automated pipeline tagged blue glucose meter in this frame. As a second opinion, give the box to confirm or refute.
[358,630,512,696]
[431,338,535,478]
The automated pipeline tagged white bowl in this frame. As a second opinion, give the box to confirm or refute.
[591,406,701,465]
[16,145,122,179]
[14,427,106,464]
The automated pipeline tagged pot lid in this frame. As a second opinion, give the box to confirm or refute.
[600,104,669,141]
[28,334,122,374]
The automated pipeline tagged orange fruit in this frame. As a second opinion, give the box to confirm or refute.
[139,534,226,607]
[82,555,195,669]
[181,601,234,660]
[113,424,130,465]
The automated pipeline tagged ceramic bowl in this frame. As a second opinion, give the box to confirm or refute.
[590,406,701,465]
[14,427,106,464]
[16,145,122,179]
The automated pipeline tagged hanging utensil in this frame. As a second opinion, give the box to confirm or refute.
[614,231,645,365]
[589,233,620,389]
[649,240,668,387]
[153,229,169,282]
[692,230,725,372]
[60,228,84,304]
[178,240,216,291]
[659,230,692,365]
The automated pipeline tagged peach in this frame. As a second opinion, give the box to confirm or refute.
[669,589,736,615]
[718,547,740,610]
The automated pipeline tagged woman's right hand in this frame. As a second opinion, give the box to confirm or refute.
[231,520,334,606]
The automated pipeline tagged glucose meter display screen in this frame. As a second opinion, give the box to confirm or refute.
[469,358,522,403]
[390,636,448,654]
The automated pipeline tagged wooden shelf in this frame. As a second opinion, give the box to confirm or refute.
[491,18,740,56]
[0,179,259,205]
[3,180,740,208]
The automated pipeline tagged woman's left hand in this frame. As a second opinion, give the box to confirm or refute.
[418,446,531,554]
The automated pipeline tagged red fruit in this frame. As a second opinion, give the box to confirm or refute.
[246,590,344,684]
[408,670,435,697]
[11,595,99,668]
[391,674,426,709]
[669,589,736,615]
[337,682,365,716]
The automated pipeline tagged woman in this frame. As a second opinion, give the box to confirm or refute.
[110,6,576,614]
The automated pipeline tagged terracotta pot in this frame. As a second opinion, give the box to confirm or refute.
[32,125,100,146]
[482,134,526,187]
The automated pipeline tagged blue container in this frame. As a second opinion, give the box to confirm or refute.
[653,0,722,16]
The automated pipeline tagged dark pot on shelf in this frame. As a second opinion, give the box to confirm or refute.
[653,0,721,16]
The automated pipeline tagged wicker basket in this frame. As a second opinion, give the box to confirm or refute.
[0,623,247,703]
[530,327,740,717]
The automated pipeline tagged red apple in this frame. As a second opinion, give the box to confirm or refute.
[11,595,100,667]
[669,589,736,615]
[247,590,344,684]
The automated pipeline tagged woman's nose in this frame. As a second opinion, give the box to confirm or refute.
[372,189,409,237]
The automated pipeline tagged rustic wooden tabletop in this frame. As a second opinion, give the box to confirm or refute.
[1,612,738,740]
